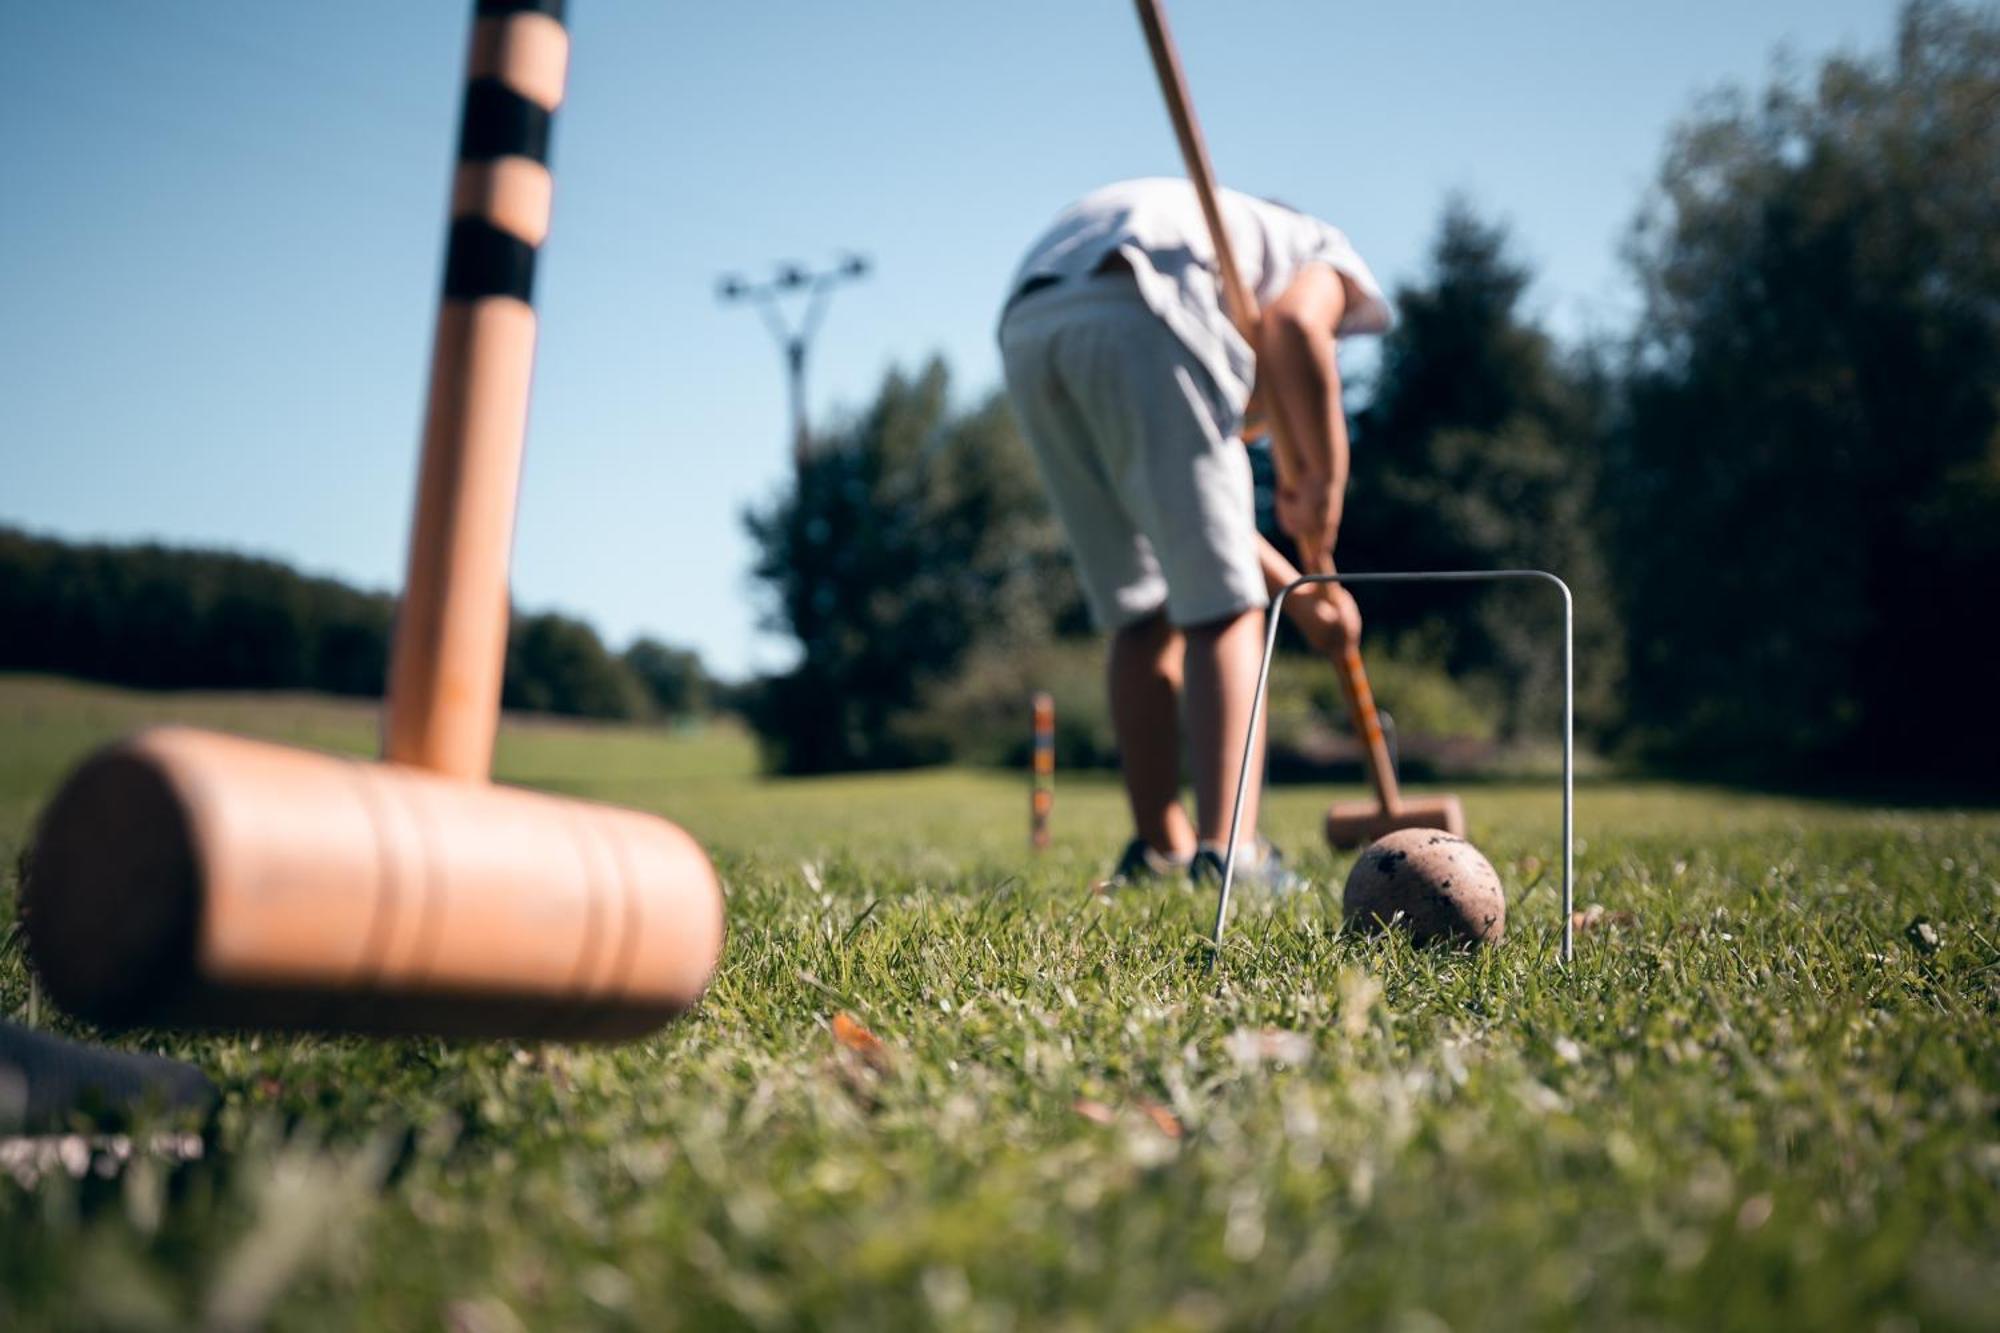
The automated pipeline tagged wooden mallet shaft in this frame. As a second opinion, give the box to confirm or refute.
[1132,0,1307,491]
[1134,0,1463,849]
[1132,0,1256,340]
[1253,539,1401,815]
[1256,524,1467,848]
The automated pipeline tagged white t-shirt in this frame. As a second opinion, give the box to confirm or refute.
[1005,177,1393,408]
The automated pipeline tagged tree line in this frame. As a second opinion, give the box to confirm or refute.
[0,527,713,724]
[5,4,1991,785]
[743,1,1998,785]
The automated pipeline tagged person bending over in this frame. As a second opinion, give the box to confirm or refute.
[997,177,1390,886]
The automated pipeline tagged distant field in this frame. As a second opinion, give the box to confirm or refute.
[2,674,1996,1330]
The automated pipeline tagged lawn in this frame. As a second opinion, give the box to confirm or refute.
[2,674,1996,1330]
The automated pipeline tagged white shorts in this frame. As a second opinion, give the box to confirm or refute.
[999,277,1264,630]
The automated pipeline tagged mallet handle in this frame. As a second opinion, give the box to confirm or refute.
[1136,0,1404,819]
[1132,0,1258,343]
[385,1,572,780]
[1255,540,1403,814]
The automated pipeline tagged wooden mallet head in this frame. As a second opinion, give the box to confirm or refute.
[22,0,725,1040]
[1323,794,1468,851]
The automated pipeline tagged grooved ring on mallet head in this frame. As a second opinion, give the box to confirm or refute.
[24,727,725,1039]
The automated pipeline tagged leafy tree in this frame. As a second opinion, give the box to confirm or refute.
[623,638,712,720]
[0,529,349,691]
[1344,202,1623,738]
[0,527,659,723]
[1608,0,2000,779]
[743,358,1083,772]
[502,612,646,720]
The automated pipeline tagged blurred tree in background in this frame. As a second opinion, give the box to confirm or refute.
[0,527,713,724]
[1608,0,1999,780]
[5,2,1992,786]
[0,529,379,694]
[500,612,645,720]
[1342,202,1625,740]
[742,358,1085,773]
[623,638,712,720]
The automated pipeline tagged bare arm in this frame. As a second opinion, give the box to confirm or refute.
[1256,265,1351,571]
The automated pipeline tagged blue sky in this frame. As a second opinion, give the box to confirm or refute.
[0,1,1897,679]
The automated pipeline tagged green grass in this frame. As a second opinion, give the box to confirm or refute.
[2,673,1996,1331]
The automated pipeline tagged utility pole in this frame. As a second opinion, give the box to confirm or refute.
[716,254,870,471]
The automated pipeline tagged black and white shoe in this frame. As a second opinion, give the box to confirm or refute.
[1106,838,1193,888]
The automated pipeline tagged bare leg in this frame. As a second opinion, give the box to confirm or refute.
[1182,607,1265,845]
[1108,613,1196,857]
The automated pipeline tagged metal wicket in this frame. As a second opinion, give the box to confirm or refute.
[1213,569,1577,965]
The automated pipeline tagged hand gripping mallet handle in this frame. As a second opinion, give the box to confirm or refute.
[1252,541,1404,816]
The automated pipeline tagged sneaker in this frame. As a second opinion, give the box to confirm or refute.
[1189,838,1307,896]
[1106,838,1193,888]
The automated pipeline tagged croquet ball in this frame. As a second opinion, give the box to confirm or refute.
[1341,828,1505,946]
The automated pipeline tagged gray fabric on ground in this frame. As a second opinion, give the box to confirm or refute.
[0,1019,214,1132]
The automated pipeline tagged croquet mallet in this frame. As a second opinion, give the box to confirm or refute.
[1132,0,1466,849]
[21,0,725,1039]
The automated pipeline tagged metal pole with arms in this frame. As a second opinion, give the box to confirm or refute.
[716,254,871,471]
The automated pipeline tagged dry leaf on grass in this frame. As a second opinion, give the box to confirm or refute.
[1071,1098,1117,1126]
[1072,1097,1182,1140]
[1136,1099,1184,1139]
[830,1011,893,1074]
[1571,904,1637,933]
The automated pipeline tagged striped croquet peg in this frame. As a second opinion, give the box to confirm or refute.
[1030,691,1055,850]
